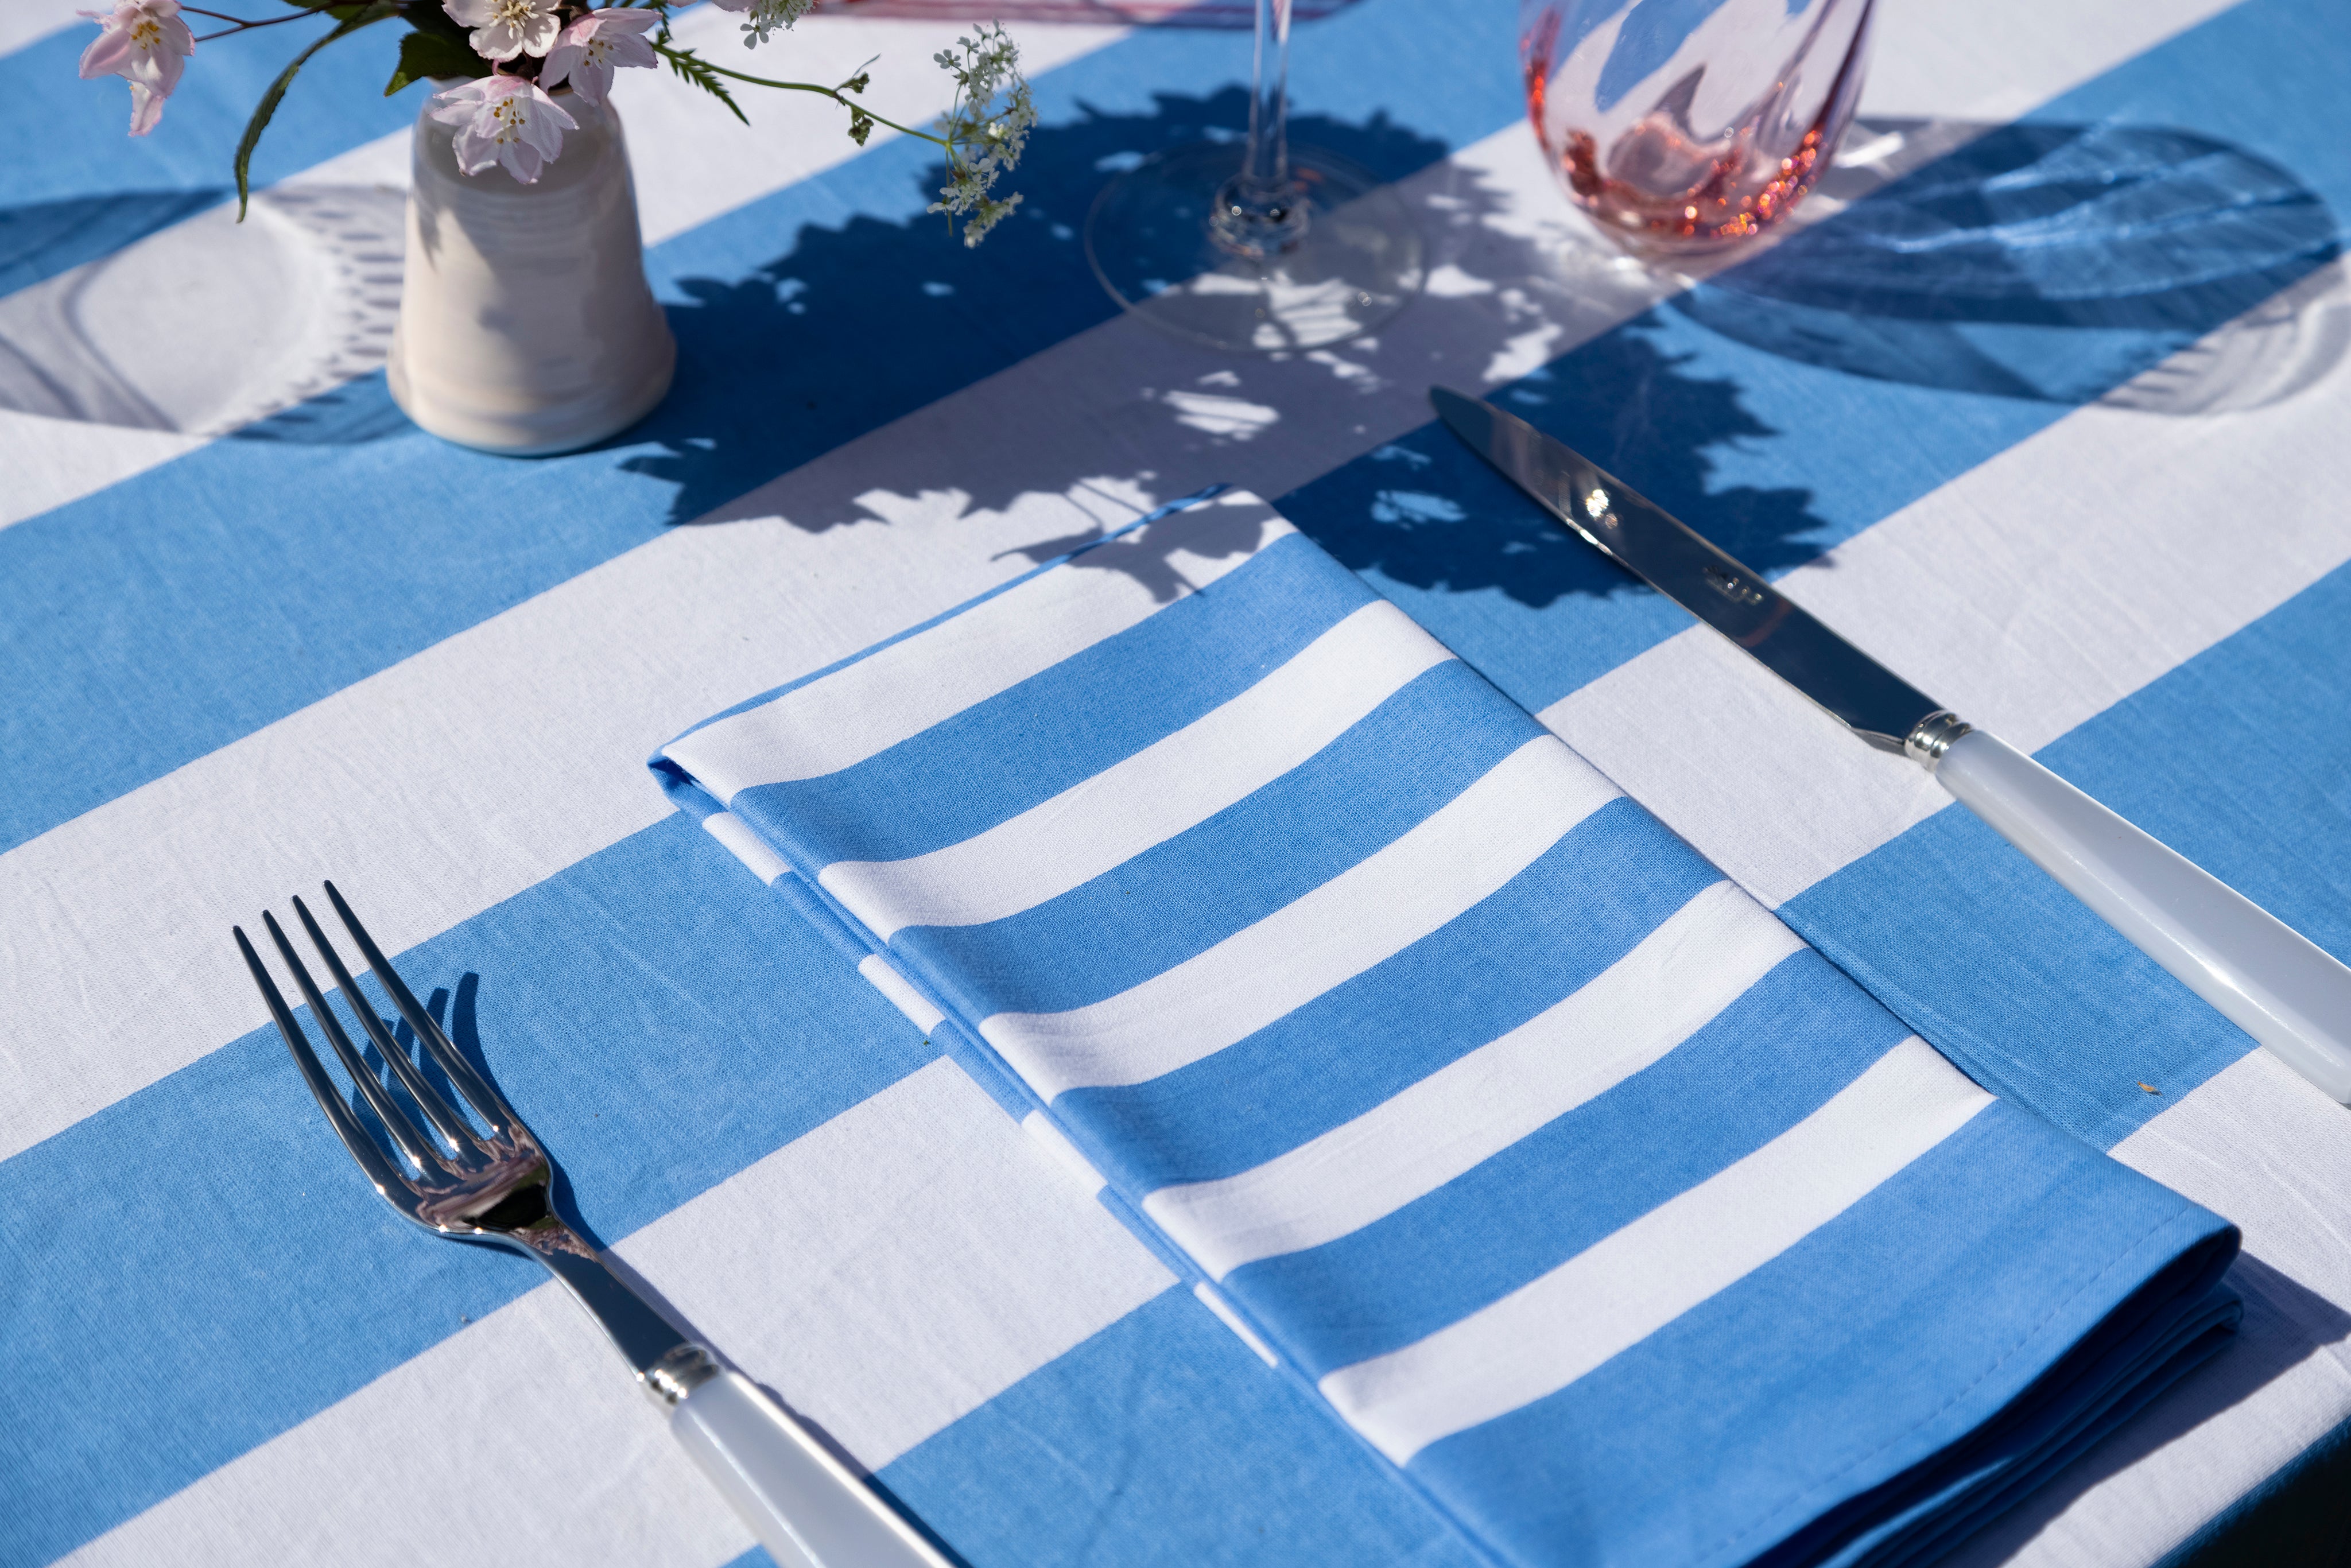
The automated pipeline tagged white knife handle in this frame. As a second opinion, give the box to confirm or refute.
[1935,729,2351,1103]
[671,1370,953,1568]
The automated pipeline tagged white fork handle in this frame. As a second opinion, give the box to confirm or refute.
[1937,729,2351,1104]
[672,1371,954,1568]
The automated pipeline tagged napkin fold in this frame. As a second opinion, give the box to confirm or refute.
[652,490,2241,1568]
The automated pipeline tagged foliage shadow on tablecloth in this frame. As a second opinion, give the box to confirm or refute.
[625,86,1452,525]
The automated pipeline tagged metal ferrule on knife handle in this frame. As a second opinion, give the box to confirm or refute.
[1434,385,2351,1105]
[1903,711,1973,768]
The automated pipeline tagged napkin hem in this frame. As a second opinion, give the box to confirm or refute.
[1718,1203,2240,1568]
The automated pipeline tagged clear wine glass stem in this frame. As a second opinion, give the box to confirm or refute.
[1215,0,1308,258]
[1244,0,1291,189]
[1081,0,1423,352]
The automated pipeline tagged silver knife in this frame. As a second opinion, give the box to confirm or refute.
[1433,385,2351,1105]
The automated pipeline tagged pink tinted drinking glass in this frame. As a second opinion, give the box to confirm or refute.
[1519,0,1874,255]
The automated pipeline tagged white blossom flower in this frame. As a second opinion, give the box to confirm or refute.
[541,7,658,106]
[706,0,812,49]
[428,73,579,184]
[77,0,194,137]
[443,0,564,63]
[927,24,1034,246]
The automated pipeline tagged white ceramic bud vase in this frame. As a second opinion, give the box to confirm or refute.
[387,84,675,456]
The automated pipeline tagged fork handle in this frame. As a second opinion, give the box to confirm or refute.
[672,1370,955,1568]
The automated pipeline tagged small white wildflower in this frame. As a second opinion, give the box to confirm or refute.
[706,0,812,49]
[927,24,1034,246]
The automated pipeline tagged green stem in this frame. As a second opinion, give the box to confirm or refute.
[657,44,952,150]
[233,0,399,219]
[187,6,320,40]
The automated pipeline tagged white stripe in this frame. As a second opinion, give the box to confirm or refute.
[701,810,790,884]
[1320,1038,1992,1465]
[61,1058,1172,1566]
[1193,1282,1281,1368]
[858,953,946,1035]
[820,599,1453,938]
[1145,880,1802,1279]
[668,496,1292,802]
[979,738,1619,1100]
[0,1,99,57]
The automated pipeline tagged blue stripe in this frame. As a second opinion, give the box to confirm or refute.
[1225,951,1907,1377]
[0,19,419,297]
[0,812,936,1568]
[1409,1102,2237,1568]
[890,660,1541,1021]
[1279,0,2350,717]
[876,1287,1486,1568]
[1051,797,1721,1191]
[1784,551,2351,1150]
[727,530,1375,868]
[0,0,1520,858]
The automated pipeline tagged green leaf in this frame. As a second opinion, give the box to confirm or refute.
[234,0,400,221]
[384,26,486,96]
[655,42,750,127]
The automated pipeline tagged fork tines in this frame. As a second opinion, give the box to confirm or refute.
[234,883,518,1197]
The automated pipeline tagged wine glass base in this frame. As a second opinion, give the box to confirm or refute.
[1085,141,1425,353]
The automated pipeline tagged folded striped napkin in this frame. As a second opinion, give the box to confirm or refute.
[653,490,2243,1567]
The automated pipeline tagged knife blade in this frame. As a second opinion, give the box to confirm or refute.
[1433,384,2351,1105]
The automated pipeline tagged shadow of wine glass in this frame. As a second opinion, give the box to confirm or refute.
[1669,118,2346,415]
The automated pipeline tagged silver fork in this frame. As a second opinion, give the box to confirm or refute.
[235,880,953,1568]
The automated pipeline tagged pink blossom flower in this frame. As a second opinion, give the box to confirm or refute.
[428,74,579,184]
[541,7,658,107]
[442,0,564,63]
[78,0,195,137]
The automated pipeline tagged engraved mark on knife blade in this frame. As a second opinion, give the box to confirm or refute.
[1704,564,1767,607]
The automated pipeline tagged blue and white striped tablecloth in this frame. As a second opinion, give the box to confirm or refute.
[3,1,2349,1565]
